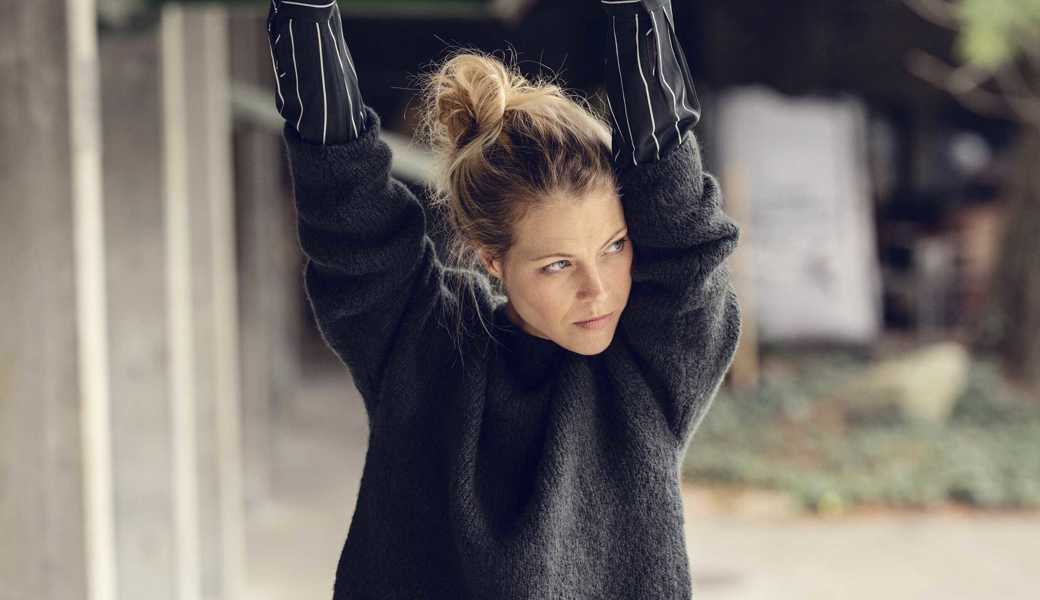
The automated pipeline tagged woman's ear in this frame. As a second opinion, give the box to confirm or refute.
[478,247,503,280]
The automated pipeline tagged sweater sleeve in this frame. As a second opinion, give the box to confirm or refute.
[600,0,701,172]
[267,0,367,144]
[602,1,742,449]
[282,104,447,417]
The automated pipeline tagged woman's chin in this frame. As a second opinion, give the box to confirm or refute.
[562,326,617,355]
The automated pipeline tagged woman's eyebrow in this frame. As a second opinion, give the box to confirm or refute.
[528,225,628,261]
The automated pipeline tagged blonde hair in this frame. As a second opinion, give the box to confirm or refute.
[413,48,617,349]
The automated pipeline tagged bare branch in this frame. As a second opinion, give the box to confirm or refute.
[900,0,960,30]
[992,61,1040,126]
[947,61,995,95]
[903,0,1040,128]
[905,48,1017,120]
[1017,28,1040,70]
[995,58,1040,98]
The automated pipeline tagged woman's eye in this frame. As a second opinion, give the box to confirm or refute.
[543,260,569,274]
[541,238,628,275]
[608,238,628,253]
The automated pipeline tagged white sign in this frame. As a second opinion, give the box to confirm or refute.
[714,86,882,343]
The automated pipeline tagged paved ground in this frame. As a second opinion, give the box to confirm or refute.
[244,369,1040,600]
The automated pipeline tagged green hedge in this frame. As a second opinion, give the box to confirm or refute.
[683,352,1040,513]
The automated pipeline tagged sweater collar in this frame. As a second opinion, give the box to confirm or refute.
[491,302,565,388]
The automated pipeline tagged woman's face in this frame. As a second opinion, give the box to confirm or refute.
[481,186,633,356]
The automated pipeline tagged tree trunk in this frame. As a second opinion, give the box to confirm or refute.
[974,125,1040,394]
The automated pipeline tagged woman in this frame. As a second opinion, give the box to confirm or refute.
[266,0,741,597]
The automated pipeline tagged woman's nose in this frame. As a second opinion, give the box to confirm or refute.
[579,267,610,302]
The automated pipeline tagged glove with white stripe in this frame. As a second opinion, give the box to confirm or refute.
[266,0,367,144]
[600,0,701,168]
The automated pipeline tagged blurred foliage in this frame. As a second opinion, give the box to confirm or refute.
[954,0,1040,68]
[683,350,1040,513]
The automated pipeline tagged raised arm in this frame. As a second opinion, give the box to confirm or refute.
[266,0,451,417]
[601,0,701,170]
[600,0,742,450]
[267,0,366,144]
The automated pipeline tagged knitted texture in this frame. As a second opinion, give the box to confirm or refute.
[283,103,741,599]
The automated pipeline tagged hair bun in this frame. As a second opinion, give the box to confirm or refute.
[427,53,518,152]
[414,49,615,238]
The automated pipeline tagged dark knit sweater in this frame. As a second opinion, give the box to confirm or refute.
[283,108,740,598]
[276,1,742,598]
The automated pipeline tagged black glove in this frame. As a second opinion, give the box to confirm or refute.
[600,0,701,168]
[266,0,367,144]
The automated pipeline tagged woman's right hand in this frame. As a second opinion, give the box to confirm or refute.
[266,0,367,144]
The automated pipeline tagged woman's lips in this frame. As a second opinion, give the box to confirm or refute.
[574,311,615,329]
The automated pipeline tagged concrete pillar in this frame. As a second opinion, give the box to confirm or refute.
[99,25,176,600]
[0,1,114,599]
[160,5,245,599]
[0,3,244,599]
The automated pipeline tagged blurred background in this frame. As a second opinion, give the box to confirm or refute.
[3,0,1040,598]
